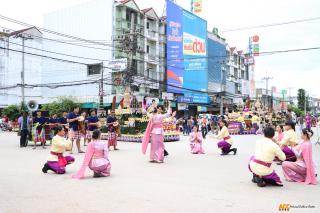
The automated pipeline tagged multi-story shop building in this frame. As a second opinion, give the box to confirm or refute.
[225,45,250,110]
[207,31,226,112]
[113,0,166,97]
[41,0,166,107]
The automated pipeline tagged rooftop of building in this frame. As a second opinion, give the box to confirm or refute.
[9,26,42,37]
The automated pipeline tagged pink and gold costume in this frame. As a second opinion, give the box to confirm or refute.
[72,140,111,179]
[189,132,205,154]
[142,111,171,162]
[46,135,74,174]
[282,140,317,185]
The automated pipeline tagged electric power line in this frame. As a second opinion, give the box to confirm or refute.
[0,14,114,47]
[222,16,320,32]
[4,39,320,72]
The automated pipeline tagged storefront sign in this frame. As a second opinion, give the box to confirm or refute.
[177,96,193,103]
[178,103,188,110]
[197,106,207,112]
[162,92,174,100]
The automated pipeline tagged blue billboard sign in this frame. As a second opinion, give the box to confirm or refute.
[182,10,208,100]
[166,1,208,103]
[184,93,210,104]
[166,0,183,93]
[177,96,193,103]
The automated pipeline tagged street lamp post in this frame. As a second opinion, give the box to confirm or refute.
[304,92,308,115]
[21,37,25,105]
[16,34,33,106]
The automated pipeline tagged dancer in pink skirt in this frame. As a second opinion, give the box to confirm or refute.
[142,102,176,163]
[189,125,205,154]
[73,130,111,179]
[282,128,317,185]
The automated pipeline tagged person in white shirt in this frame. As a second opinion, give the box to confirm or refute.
[279,121,298,163]
[249,127,286,187]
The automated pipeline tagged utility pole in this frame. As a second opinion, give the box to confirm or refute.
[21,37,25,106]
[287,87,295,104]
[304,92,308,114]
[262,75,273,111]
[99,62,104,110]
[128,12,135,87]
[15,33,32,107]
[220,61,226,115]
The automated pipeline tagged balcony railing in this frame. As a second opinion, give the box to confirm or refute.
[145,30,158,40]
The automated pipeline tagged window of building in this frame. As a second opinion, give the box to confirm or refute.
[146,45,149,54]
[147,22,149,29]
[233,55,237,64]
[87,63,102,75]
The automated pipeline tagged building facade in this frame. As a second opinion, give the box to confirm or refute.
[42,0,114,105]
[225,45,250,109]
[113,0,166,98]
[0,27,42,107]
[0,31,9,107]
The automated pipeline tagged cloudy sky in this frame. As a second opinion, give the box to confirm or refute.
[1,0,319,97]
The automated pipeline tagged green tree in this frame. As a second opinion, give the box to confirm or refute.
[57,97,79,112]
[288,105,305,117]
[297,89,306,110]
[41,96,79,116]
[2,105,20,121]
[297,89,310,111]
[2,102,29,121]
[41,101,61,116]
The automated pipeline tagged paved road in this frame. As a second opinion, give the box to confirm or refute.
[0,131,319,213]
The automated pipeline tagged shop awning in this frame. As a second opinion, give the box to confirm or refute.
[80,103,112,109]
[81,102,97,109]
[159,100,177,108]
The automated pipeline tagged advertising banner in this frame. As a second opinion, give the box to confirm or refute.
[191,0,202,14]
[184,93,210,104]
[197,106,207,112]
[182,9,208,101]
[178,103,188,110]
[166,0,183,93]
[250,80,256,98]
[167,1,208,103]
[162,92,174,100]
[244,56,255,65]
[177,96,193,103]
[241,80,250,95]
[107,58,127,71]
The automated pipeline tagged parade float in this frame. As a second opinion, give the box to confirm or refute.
[227,98,258,135]
[100,90,180,142]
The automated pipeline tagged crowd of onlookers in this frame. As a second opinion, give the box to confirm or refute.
[0,116,13,131]
[175,109,320,138]
[176,115,224,139]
